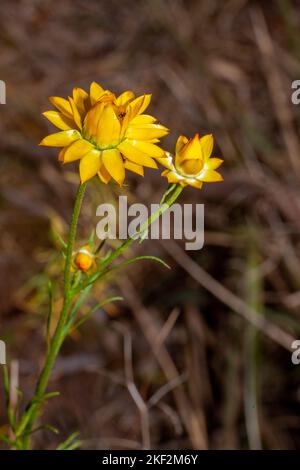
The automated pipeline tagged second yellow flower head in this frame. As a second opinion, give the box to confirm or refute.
[161,133,223,189]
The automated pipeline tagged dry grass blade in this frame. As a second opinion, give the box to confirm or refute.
[119,278,208,450]
[161,240,295,350]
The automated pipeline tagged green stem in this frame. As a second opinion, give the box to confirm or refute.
[159,183,176,205]
[16,183,86,448]
[64,184,87,297]
[77,185,183,292]
[14,183,182,448]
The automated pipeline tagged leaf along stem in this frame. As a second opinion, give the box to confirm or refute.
[13,182,183,449]
[15,183,86,448]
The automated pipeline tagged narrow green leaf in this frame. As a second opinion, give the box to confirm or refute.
[3,366,17,432]
[71,270,82,290]
[0,434,16,446]
[74,255,170,294]
[108,255,171,273]
[44,424,59,435]
[88,230,96,249]
[51,228,67,251]
[57,432,81,450]
[46,281,54,349]
[95,238,106,254]
[63,286,92,335]
[3,366,9,402]
[31,391,60,405]
[21,423,59,439]
[72,296,123,332]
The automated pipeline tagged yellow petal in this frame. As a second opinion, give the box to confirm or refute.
[116,90,135,106]
[126,124,169,140]
[90,81,105,105]
[118,141,158,168]
[49,96,73,118]
[124,160,144,176]
[102,149,125,185]
[122,95,152,132]
[129,94,151,118]
[98,91,116,105]
[62,139,94,163]
[180,134,202,161]
[58,147,67,162]
[180,158,203,175]
[161,170,182,184]
[175,135,188,154]
[156,152,173,169]
[72,87,90,116]
[205,157,223,170]
[98,165,111,184]
[96,105,121,147]
[200,134,214,161]
[84,101,105,139]
[43,111,75,131]
[39,130,81,147]
[129,140,165,158]
[69,97,82,129]
[189,180,203,189]
[79,149,101,183]
[129,114,156,126]
[199,169,223,182]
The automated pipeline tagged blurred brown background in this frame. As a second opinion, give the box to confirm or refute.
[0,0,300,449]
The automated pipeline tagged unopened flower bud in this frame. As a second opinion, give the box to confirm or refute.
[74,247,94,272]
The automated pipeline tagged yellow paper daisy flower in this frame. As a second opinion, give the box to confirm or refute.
[161,133,223,189]
[40,82,169,185]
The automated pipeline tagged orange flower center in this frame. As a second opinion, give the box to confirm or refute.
[176,158,203,177]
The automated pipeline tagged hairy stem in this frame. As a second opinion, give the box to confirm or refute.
[13,183,183,449]
[16,183,86,448]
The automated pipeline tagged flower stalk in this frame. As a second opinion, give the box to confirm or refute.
[15,183,86,449]
[12,183,182,450]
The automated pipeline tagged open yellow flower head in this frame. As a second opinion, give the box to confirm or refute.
[161,133,223,189]
[40,82,169,185]
[74,245,95,272]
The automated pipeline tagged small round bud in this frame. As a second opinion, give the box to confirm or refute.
[74,247,94,272]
